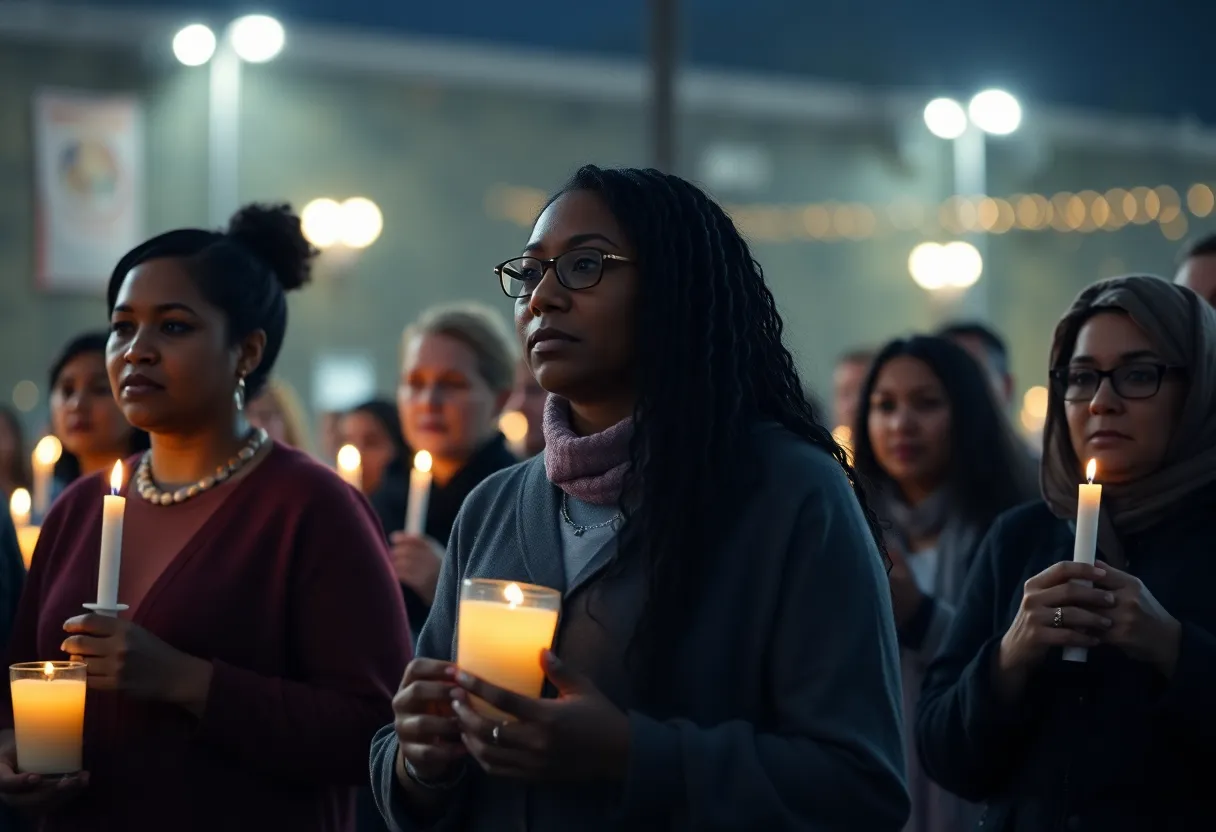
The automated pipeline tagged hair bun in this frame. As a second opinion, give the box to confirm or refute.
[226,202,316,292]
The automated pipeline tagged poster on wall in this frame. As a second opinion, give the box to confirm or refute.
[33,89,144,293]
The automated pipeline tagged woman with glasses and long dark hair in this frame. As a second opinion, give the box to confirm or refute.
[918,276,1216,831]
[852,335,1035,832]
[369,166,908,831]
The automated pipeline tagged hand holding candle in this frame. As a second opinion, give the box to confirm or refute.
[30,436,62,521]
[404,451,432,535]
[9,489,39,570]
[336,444,362,491]
[1064,459,1102,663]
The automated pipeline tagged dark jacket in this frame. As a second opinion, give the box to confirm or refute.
[369,434,518,636]
[916,493,1216,832]
[370,425,909,831]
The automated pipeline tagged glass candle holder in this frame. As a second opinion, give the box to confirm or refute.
[457,579,561,720]
[9,662,86,774]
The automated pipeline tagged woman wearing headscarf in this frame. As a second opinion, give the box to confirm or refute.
[917,275,1216,831]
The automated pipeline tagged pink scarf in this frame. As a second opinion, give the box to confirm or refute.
[542,395,633,506]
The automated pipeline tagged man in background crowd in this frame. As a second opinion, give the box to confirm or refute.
[1175,232,1216,305]
[937,321,1014,411]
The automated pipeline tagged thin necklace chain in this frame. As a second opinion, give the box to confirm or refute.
[560,492,622,537]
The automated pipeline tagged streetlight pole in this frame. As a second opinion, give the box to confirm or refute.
[952,126,988,318]
[649,0,677,172]
[208,39,241,228]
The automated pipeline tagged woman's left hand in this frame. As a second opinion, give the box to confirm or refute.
[1094,561,1182,677]
[451,650,630,783]
[61,614,208,705]
[887,545,926,628]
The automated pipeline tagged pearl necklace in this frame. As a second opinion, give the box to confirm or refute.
[135,428,269,506]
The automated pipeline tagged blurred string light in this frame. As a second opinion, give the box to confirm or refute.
[1020,385,1049,435]
[301,197,384,249]
[486,182,1216,244]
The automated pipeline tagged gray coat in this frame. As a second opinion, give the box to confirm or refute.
[370,424,909,831]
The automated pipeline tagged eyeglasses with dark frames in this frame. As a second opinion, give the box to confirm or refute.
[494,248,632,299]
[1049,362,1185,402]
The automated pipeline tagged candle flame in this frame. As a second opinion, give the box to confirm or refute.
[503,582,524,608]
[9,488,30,521]
[337,444,361,472]
[110,461,125,494]
[1086,458,1097,484]
[33,436,62,467]
[43,662,54,680]
[414,450,432,474]
[498,411,528,444]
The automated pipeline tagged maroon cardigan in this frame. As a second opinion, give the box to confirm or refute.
[1,444,411,831]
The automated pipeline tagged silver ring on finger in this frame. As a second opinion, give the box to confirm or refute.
[491,723,502,745]
[1052,607,1064,628]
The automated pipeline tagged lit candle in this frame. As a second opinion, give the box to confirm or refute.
[95,462,126,611]
[30,436,62,520]
[1064,458,1102,663]
[456,579,561,720]
[499,411,529,459]
[336,444,363,491]
[9,661,86,774]
[9,489,39,570]
[404,451,432,535]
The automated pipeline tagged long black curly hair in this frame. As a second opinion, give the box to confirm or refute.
[547,165,887,691]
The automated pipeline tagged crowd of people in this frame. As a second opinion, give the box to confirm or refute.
[0,164,1211,831]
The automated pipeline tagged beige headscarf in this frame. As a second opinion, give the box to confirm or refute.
[1041,275,1216,564]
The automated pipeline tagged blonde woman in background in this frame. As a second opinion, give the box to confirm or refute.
[246,377,313,453]
[370,303,519,638]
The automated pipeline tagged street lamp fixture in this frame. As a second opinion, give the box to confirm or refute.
[923,98,968,140]
[908,241,983,292]
[172,24,217,67]
[302,197,385,251]
[922,89,1022,138]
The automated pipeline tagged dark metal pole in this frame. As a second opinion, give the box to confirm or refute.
[649,0,677,172]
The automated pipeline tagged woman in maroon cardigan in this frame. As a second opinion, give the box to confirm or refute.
[0,204,411,830]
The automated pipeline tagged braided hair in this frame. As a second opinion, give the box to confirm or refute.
[551,166,887,690]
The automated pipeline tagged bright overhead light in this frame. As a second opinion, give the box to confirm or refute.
[301,198,343,249]
[172,23,217,67]
[968,89,1022,136]
[339,198,384,249]
[907,241,983,291]
[230,14,285,63]
[923,97,967,140]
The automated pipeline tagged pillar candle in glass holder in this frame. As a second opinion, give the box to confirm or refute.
[499,411,529,459]
[9,662,86,774]
[96,462,126,610]
[457,579,561,720]
[9,488,39,570]
[336,445,362,491]
[404,451,432,535]
[1064,458,1102,663]
[30,436,62,520]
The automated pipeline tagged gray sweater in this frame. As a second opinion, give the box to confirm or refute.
[370,424,909,831]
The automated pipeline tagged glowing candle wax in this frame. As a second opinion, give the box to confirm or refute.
[9,489,39,570]
[457,579,561,720]
[30,436,62,520]
[404,451,432,535]
[95,462,126,611]
[9,662,86,775]
[336,444,363,491]
[1064,459,1102,663]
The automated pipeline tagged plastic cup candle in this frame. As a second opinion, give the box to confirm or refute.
[499,411,529,459]
[457,579,561,720]
[31,436,62,520]
[1064,458,1102,663]
[9,662,86,774]
[336,444,363,491]
[95,462,126,611]
[404,451,432,535]
[9,488,39,570]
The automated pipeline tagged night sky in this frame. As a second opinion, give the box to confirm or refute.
[121,0,1213,123]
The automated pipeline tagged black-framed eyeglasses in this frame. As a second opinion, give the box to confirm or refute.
[494,248,632,299]
[1049,362,1185,402]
